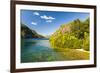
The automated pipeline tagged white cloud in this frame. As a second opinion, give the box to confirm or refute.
[40,15,55,20]
[33,12,39,16]
[46,20,52,23]
[49,16,55,20]
[40,15,49,20]
[31,22,37,25]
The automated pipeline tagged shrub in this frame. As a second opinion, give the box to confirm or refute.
[83,32,90,51]
[49,33,83,49]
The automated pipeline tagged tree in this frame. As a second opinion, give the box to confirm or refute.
[49,18,90,51]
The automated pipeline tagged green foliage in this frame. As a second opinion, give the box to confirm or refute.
[70,18,89,39]
[49,18,90,51]
[50,33,82,49]
[83,32,90,51]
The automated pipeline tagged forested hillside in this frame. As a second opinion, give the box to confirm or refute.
[21,23,44,38]
[49,18,90,51]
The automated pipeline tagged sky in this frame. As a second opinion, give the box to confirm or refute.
[21,10,89,36]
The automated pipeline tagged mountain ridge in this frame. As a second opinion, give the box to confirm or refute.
[21,23,45,38]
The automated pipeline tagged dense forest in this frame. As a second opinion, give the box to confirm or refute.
[49,18,90,51]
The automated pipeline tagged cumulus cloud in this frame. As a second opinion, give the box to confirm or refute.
[31,22,37,25]
[40,15,55,20]
[33,12,39,16]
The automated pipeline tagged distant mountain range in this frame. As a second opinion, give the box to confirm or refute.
[21,23,45,38]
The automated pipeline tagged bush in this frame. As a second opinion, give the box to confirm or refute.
[83,32,90,51]
[49,33,83,49]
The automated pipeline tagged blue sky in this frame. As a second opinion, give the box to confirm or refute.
[21,10,89,36]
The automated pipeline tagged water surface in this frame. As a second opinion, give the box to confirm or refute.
[21,38,65,63]
[21,38,89,63]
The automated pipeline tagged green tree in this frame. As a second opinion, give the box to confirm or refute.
[83,32,90,51]
[49,18,90,51]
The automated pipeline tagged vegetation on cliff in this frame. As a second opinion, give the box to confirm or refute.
[49,18,90,51]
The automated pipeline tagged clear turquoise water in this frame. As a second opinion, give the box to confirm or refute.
[21,39,64,63]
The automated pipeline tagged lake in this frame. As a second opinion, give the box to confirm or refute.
[21,39,89,63]
[21,38,67,63]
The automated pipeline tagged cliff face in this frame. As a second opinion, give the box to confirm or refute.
[21,23,44,38]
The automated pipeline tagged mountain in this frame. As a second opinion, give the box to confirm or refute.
[49,18,90,51]
[21,23,44,38]
[50,18,89,39]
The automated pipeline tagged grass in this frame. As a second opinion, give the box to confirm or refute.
[54,48,90,60]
